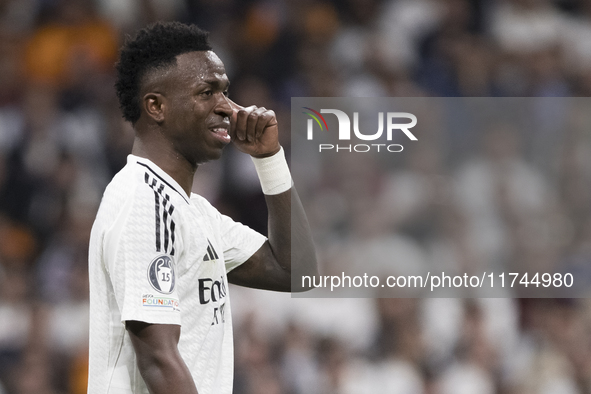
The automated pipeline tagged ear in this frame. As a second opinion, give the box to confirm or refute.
[143,93,166,124]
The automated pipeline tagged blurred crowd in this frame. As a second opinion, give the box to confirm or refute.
[0,0,590,393]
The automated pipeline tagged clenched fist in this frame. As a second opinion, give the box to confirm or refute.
[229,99,281,158]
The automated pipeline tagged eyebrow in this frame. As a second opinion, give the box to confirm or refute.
[200,79,230,89]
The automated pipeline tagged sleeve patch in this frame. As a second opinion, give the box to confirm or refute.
[147,255,176,294]
[141,294,181,312]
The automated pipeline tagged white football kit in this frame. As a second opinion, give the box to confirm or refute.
[88,155,266,394]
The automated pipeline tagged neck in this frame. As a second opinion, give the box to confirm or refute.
[131,134,196,196]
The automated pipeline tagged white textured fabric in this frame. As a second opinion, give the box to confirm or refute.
[88,155,266,394]
[251,146,292,195]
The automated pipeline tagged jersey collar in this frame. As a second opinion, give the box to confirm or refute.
[128,154,191,203]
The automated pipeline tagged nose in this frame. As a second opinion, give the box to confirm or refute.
[214,94,233,119]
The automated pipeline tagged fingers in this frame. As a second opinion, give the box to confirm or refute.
[231,105,276,143]
[226,98,241,111]
[233,105,256,141]
[227,98,241,139]
[249,107,269,141]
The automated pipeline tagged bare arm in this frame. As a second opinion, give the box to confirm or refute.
[226,101,318,292]
[126,321,199,394]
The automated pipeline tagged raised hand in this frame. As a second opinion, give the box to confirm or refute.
[228,99,281,158]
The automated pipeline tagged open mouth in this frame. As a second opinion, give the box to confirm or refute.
[211,127,231,144]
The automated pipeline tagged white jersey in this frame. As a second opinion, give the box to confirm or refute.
[88,155,266,394]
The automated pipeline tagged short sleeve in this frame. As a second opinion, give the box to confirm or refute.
[104,185,181,325]
[217,212,267,273]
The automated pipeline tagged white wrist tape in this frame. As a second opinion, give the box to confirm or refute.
[251,147,292,195]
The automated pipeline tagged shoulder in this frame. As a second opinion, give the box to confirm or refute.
[100,162,140,212]
[98,161,184,254]
[116,159,189,209]
[189,193,228,232]
[191,193,213,208]
[189,193,220,215]
[102,160,157,207]
[99,159,187,226]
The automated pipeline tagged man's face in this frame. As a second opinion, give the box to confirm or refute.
[158,51,232,165]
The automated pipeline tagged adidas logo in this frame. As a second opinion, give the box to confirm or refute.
[203,239,219,261]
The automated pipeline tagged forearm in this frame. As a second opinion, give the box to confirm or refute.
[266,186,318,288]
[229,103,318,291]
[137,353,199,394]
[264,189,291,270]
[252,148,318,287]
[127,321,199,394]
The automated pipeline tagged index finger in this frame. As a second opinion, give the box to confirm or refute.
[227,98,242,137]
[227,98,243,112]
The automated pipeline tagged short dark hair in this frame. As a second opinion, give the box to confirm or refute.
[115,21,212,124]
